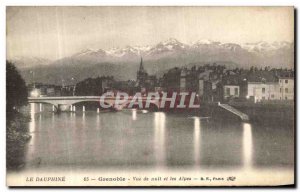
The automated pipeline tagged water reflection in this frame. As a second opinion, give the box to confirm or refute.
[38,113,42,129]
[16,107,293,173]
[82,112,86,127]
[96,114,100,130]
[194,117,201,167]
[154,112,166,167]
[51,112,55,127]
[29,103,35,133]
[243,123,253,170]
[26,103,36,164]
[39,103,43,112]
[132,109,137,120]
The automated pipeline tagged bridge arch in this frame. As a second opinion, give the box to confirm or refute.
[28,101,59,112]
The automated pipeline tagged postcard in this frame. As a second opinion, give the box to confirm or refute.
[6,6,294,186]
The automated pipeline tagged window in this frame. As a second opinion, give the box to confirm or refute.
[226,88,230,96]
[285,88,288,93]
[262,88,265,94]
[262,96,265,100]
[271,94,274,98]
[285,80,288,84]
[234,88,238,95]
[285,97,288,100]
[280,88,282,93]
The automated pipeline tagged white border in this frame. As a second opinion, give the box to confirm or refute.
[0,1,298,191]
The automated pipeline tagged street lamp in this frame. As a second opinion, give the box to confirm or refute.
[30,89,40,97]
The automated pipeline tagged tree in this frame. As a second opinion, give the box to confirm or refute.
[6,61,28,112]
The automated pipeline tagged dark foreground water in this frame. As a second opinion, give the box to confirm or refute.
[10,103,293,173]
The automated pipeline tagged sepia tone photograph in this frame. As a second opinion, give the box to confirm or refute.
[6,6,294,186]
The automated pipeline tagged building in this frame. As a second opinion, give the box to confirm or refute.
[279,77,294,100]
[247,82,280,102]
[112,80,137,95]
[180,68,187,91]
[223,75,240,99]
[243,70,294,102]
[162,65,294,103]
[224,85,239,98]
[219,70,249,101]
[74,76,114,96]
[162,67,181,91]
[28,83,62,97]
[146,75,157,91]
[101,76,114,93]
[162,64,225,102]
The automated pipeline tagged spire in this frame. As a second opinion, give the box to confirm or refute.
[139,57,144,71]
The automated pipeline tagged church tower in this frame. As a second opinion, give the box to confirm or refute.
[139,57,145,72]
[136,57,148,87]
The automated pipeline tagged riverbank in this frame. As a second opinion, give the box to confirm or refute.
[198,101,295,125]
[133,101,294,125]
[7,111,31,170]
[229,101,294,125]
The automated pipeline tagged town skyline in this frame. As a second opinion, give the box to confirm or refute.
[27,61,294,104]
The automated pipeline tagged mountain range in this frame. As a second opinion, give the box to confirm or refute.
[10,38,294,85]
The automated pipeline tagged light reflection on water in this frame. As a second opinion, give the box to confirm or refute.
[20,103,293,173]
[194,117,201,168]
[29,103,35,133]
[243,123,253,170]
[132,109,137,121]
[82,112,86,127]
[96,114,100,130]
[154,112,166,168]
[26,103,36,161]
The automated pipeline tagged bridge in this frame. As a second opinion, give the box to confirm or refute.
[28,96,160,112]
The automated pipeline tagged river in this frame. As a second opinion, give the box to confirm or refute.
[7,103,295,185]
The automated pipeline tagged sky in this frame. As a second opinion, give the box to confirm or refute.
[6,6,294,60]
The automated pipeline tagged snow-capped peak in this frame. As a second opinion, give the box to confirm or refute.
[73,48,95,56]
[157,38,187,50]
[194,39,216,45]
[241,41,292,52]
[70,39,293,59]
[132,45,152,52]
[79,48,95,53]
[72,48,108,58]
[162,38,181,45]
